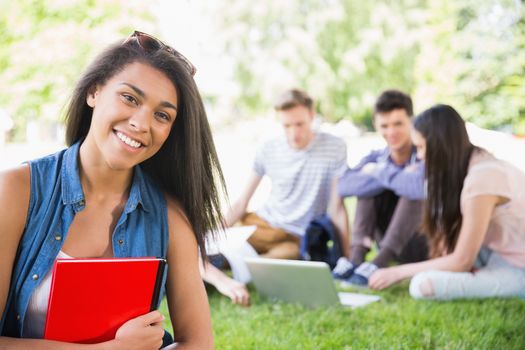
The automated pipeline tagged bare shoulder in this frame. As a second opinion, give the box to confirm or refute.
[0,165,31,323]
[0,164,30,211]
[0,163,30,183]
[0,164,31,233]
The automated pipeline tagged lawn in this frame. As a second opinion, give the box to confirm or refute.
[160,281,525,349]
[160,200,525,349]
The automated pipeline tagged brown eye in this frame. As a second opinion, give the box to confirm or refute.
[122,94,138,105]
[155,111,171,122]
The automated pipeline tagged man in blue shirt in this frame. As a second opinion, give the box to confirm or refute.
[333,90,428,286]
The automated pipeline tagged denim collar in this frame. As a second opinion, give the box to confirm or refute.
[60,141,149,213]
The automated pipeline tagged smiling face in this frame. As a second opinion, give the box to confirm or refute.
[278,105,315,150]
[82,61,178,171]
[374,108,413,152]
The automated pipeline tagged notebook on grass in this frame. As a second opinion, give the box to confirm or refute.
[245,257,380,308]
[44,257,166,344]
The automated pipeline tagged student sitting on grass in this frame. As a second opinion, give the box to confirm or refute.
[333,90,427,286]
[200,89,349,305]
[0,30,223,349]
[221,88,349,260]
[369,104,525,300]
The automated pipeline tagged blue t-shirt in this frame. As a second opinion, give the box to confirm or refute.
[1,142,169,337]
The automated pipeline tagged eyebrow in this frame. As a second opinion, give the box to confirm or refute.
[120,82,178,111]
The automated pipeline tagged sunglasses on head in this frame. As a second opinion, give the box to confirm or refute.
[123,30,197,77]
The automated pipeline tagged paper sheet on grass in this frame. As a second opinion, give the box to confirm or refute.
[338,292,381,308]
[206,225,258,283]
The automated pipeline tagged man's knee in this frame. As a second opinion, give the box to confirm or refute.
[264,241,300,260]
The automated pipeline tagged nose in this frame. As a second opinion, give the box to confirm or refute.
[128,108,151,132]
[287,127,299,141]
[385,127,396,137]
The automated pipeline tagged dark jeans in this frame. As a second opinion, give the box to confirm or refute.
[352,190,428,264]
[161,330,174,348]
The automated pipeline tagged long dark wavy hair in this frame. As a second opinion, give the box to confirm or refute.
[413,104,477,257]
[64,37,226,260]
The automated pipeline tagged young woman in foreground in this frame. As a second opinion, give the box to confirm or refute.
[369,104,525,300]
[0,31,225,349]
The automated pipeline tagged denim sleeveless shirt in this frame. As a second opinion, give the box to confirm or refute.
[1,142,169,337]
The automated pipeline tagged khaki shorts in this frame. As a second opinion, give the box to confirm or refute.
[241,212,300,259]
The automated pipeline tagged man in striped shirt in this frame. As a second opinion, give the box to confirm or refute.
[332,90,428,287]
[223,88,350,259]
[201,89,350,305]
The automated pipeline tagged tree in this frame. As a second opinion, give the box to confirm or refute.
[414,0,524,131]
[212,0,525,131]
[0,0,153,141]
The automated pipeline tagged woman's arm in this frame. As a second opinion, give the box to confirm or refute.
[0,166,30,340]
[165,199,214,349]
[369,194,502,290]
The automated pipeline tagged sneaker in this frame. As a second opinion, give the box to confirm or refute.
[343,262,378,287]
[332,257,356,280]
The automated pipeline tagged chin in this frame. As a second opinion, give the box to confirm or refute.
[389,141,411,152]
[105,158,138,171]
[388,143,402,151]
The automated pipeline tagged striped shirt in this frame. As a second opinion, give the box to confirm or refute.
[254,131,347,236]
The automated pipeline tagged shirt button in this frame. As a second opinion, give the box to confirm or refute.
[16,314,20,320]
[32,274,39,280]
[55,234,62,241]
[118,239,124,245]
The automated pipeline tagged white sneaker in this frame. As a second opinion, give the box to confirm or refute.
[332,257,356,280]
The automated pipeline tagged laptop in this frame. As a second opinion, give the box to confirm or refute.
[245,257,381,308]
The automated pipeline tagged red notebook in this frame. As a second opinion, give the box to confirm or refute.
[43,257,166,344]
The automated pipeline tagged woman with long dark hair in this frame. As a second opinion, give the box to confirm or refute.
[0,31,225,348]
[369,104,525,300]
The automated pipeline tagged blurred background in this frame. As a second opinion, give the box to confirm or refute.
[1,0,524,203]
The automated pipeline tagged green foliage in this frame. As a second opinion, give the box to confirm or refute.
[416,0,524,132]
[216,0,525,132]
[0,0,153,141]
[217,0,425,125]
[160,283,525,349]
[2,0,524,139]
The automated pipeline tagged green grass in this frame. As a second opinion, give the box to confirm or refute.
[160,282,525,349]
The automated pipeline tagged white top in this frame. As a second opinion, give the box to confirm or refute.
[22,250,73,338]
[254,131,347,236]
[461,150,525,268]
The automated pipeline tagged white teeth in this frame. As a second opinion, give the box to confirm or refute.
[116,132,142,148]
